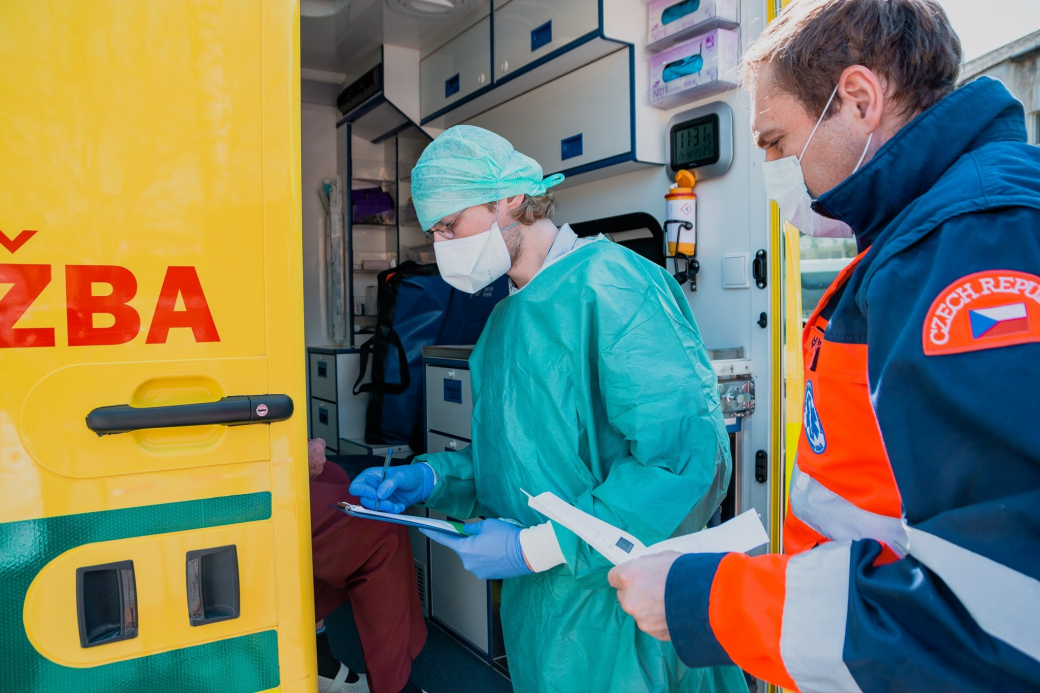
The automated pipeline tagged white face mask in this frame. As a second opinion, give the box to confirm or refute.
[762,85,873,238]
[433,207,518,293]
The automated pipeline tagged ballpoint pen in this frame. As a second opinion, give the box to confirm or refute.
[375,448,393,510]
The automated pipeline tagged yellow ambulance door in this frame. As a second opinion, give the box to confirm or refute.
[0,2,313,691]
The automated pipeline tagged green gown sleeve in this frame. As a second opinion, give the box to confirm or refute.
[553,271,732,585]
[418,446,486,520]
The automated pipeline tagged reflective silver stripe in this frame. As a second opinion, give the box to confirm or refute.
[781,541,864,693]
[789,460,909,556]
[907,528,1040,663]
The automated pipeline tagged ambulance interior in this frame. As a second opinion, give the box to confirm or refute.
[295,0,854,688]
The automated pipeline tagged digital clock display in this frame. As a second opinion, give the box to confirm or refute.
[671,114,720,171]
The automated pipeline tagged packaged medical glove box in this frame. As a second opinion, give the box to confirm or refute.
[649,28,739,108]
[647,0,739,48]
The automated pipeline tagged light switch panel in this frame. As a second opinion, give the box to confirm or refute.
[722,254,750,289]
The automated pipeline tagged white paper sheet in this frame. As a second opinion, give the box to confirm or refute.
[525,490,769,565]
[337,503,468,536]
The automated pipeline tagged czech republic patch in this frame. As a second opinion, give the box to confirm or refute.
[923,270,1040,355]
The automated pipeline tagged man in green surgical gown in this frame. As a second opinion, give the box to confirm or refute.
[350,125,747,693]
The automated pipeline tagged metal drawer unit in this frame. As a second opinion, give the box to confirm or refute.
[428,509,492,657]
[421,346,504,666]
[310,398,339,450]
[306,346,370,453]
[427,431,469,454]
[425,365,473,441]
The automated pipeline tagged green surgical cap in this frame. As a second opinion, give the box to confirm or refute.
[411,125,565,230]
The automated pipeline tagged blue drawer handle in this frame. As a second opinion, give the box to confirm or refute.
[561,134,583,161]
[317,360,327,378]
[445,73,460,98]
[318,407,329,425]
[531,20,552,52]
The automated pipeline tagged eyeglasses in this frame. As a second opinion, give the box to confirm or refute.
[424,208,466,240]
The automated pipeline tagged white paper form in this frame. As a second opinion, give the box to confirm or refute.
[525,491,769,565]
[336,503,468,536]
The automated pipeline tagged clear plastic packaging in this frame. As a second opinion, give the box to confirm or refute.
[647,0,739,50]
[649,28,739,109]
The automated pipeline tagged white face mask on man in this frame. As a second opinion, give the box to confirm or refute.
[433,205,519,293]
[762,84,874,238]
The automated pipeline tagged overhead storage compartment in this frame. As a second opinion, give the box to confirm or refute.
[420,16,493,121]
[492,0,600,80]
[466,48,640,181]
[337,45,423,143]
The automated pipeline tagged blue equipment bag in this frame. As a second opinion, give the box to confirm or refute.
[353,261,506,452]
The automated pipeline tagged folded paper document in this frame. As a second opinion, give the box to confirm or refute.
[525,490,769,565]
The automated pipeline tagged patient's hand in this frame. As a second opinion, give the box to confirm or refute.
[308,438,327,479]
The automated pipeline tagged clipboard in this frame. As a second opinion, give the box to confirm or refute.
[334,502,469,536]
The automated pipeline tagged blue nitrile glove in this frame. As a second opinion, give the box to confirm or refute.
[420,519,532,580]
[349,463,435,513]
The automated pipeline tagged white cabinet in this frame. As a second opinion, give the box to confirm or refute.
[309,352,338,402]
[429,510,490,655]
[310,397,339,450]
[420,16,492,120]
[467,47,631,175]
[425,365,473,440]
[427,431,470,454]
[306,347,371,451]
[493,0,600,81]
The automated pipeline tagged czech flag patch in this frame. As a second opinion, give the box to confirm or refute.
[923,270,1040,355]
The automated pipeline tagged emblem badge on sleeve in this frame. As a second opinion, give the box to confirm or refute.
[803,381,827,454]
[923,270,1040,355]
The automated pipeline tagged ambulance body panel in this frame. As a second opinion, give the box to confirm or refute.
[0,2,313,691]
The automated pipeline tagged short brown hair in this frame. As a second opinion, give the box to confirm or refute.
[483,192,557,225]
[742,0,962,120]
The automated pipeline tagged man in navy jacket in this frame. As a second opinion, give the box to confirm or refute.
[609,1,1040,690]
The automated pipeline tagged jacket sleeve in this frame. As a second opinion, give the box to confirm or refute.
[420,446,486,520]
[666,210,1040,692]
[550,266,732,584]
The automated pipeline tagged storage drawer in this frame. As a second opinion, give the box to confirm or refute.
[493,0,599,81]
[429,510,489,655]
[467,47,631,175]
[310,397,339,452]
[404,507,431,617]
[309,352,337,403]
[425,365,472,440]
[427,432,470,455]
[421,15,492,119]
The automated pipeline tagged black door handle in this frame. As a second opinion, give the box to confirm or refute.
[753,249,768,289]
[86,394,294,436]
[77,560,137,648]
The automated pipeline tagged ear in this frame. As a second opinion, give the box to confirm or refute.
[503,194,525,213]
[837,65,884,134]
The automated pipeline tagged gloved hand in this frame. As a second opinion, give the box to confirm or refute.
[348,463,435,513]
[421,519,532,580]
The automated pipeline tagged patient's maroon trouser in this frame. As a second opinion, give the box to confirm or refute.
[310,462,427,693]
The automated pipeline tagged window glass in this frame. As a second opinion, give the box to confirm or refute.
[799,235,857,321]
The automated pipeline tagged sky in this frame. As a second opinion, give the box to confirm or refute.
[937,0,1040,62]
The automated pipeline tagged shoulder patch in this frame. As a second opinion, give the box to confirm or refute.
[923,270,1040,355]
